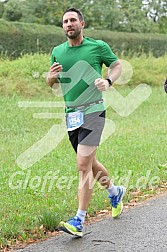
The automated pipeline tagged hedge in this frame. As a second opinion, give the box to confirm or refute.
[0,19,167,58]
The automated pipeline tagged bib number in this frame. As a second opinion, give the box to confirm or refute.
[67,111,84,131]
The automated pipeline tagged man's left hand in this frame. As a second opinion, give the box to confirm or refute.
[94,78,110,91]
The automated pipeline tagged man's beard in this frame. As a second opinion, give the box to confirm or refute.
[66,28,81,39]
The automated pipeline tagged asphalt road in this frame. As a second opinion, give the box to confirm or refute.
[15,192,167,252]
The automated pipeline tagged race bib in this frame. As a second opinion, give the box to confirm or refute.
[67,111,84,131]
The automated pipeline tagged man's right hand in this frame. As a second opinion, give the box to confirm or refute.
[47,62,63,87]
[49,62,63,79]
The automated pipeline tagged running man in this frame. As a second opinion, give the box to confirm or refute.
[46,7,126,237]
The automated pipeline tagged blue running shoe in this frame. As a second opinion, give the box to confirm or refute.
[59,216,83,237]
[109,186,126,218]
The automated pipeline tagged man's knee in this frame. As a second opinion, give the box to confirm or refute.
[77,157,91,172]
[77,144,96,171]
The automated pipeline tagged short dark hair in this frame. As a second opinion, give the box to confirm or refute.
[62,7,84,22]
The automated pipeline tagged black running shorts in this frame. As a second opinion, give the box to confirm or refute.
[67,111,105,153]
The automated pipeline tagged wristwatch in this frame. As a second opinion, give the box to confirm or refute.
[106,78,113,87]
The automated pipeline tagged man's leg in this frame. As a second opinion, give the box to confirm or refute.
[77,145,96,211]
[59,144,96,237]
[92,157,111,188]
[92,157,126,218]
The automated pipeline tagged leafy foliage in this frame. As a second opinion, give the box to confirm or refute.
[1,19,167,59]
[2,0,22,21]
[0,0,167,33]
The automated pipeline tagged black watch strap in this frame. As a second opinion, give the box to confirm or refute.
[106,78,113,86]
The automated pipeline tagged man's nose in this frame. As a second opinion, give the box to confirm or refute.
[67,20,72,26]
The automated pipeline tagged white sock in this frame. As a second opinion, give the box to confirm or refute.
[107,183,118,196]
[76,209,86,223]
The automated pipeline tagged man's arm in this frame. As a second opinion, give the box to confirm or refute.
[94,60,122,91]
[46,62,63,88]
[107,60,122,83]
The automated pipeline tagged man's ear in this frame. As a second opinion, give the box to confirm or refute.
[81,21,85,29]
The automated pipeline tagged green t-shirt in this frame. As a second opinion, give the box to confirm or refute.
[51,37,118,114]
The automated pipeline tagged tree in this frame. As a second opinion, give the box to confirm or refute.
[33,0,94,26]
[2,0,22,21]
[117,0,153,32]
[142,0,167,21]
[0,0,166,33]
[142,0,167,33]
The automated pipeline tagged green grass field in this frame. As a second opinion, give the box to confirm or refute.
[0,53,167,249]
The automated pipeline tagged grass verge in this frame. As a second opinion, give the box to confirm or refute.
[0,53,167,250]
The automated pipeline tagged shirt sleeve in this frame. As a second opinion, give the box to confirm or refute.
[98,40,118,67]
